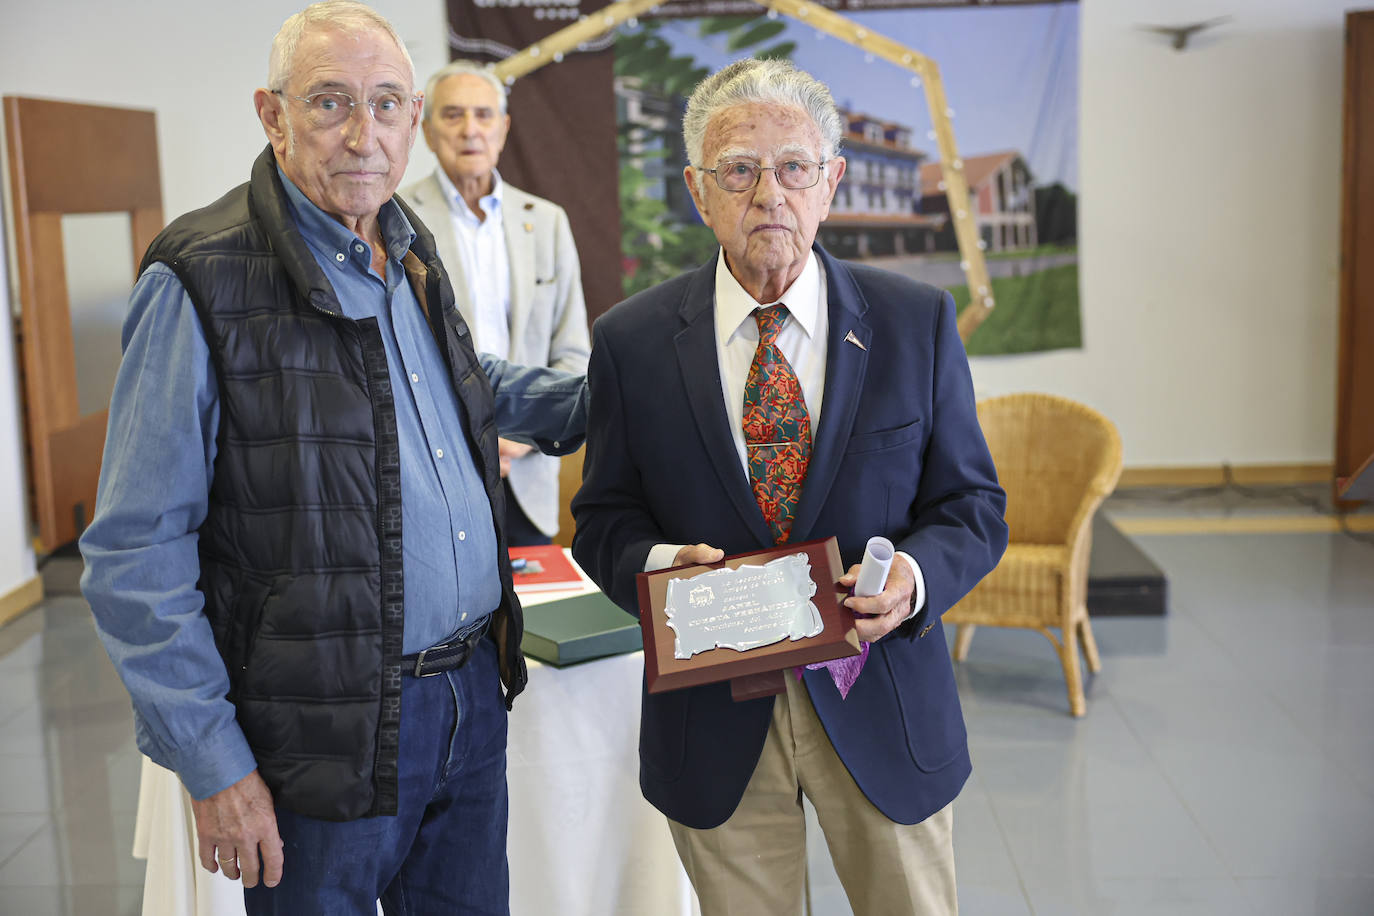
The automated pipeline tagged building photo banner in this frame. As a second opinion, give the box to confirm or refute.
[448,0,1080,355]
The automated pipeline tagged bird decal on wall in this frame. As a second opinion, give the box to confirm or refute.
[1136,16,1232,51]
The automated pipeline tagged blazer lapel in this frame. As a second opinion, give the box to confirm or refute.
[790,247,870,542]
[413,175,476,330]
[674,256,775,546]
[503,188,536,355]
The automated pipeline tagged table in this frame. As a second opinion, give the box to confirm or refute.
[133,574,698,915]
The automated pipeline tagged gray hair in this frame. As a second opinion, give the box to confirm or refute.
[682,58,843,168]
[421,60,509,123]
[267,1,415,92]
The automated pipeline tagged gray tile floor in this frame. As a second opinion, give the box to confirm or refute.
[809,523,1374,915]
[2,514,1373,914]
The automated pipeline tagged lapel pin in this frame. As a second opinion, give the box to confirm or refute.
[844,330,867,351]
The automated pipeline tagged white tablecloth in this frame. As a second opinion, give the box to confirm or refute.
[134,578,697,916]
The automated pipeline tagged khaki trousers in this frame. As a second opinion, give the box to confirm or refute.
[667,673,957,916]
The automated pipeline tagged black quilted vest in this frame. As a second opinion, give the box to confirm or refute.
[141,145,527,821]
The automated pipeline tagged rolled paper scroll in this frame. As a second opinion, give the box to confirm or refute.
[853,536,895,598]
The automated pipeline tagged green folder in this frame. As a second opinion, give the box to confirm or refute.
[520,591,643,667]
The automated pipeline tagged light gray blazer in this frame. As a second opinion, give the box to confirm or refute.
[401,172,591,536]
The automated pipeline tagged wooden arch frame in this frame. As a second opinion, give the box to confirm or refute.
[491,0,995,342]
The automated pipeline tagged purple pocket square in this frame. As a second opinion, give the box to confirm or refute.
[797,640,870,699]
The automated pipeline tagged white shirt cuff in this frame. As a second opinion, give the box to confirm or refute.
[645,543,687,573]
[897,551,926,624]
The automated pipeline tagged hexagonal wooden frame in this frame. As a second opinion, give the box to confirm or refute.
[491,0,995,343]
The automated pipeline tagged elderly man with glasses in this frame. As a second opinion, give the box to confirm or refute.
[78,2,586,912]
[572,58,1007,915]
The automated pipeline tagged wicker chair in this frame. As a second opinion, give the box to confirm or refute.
[948,393,1123,717]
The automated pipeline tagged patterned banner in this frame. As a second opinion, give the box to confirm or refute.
[444,0,1080,353]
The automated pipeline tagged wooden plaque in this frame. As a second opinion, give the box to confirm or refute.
[635,537,859,695]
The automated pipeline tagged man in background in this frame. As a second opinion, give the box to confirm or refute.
[403,60,590,546]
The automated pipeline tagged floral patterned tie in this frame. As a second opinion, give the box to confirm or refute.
[743,304,812,544]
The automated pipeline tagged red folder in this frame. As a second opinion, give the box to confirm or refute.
[510,545,586,592]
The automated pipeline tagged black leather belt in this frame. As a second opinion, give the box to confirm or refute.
[402,618,489,678]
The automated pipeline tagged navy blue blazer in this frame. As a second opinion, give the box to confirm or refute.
[571,246,1007,830]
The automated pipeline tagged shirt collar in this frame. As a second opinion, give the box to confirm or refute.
[435,166,504,223]
[715,249,822,343]
[277,165,416,272]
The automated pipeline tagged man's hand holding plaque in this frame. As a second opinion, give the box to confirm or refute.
[673,544,725,568]
[837,540,916,644]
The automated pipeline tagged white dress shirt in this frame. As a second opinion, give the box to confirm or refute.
[435,166,511,359]
[646,251,925,618]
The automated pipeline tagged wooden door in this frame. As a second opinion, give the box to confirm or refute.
[1338,13,1374,503]
[4,97,162,550]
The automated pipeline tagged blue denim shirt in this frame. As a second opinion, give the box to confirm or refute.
[278,171,503,650]
[79,171,586,800]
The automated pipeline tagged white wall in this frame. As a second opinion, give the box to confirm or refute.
[970,0,1348,466]
[0,180,34,595]
[0,0,1356,595]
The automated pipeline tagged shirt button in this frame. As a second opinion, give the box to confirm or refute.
[458,530,467,541]
[461,612,468,621]
[354,243,365,253]
[334,252,345,262]
[410,372,419,383]
[435,448,444,459]
[552,441,560,449]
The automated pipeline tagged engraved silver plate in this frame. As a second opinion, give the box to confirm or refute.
[663,553,823,659]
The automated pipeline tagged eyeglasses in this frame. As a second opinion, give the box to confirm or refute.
[702,159,826,192]
[272,90,420,129]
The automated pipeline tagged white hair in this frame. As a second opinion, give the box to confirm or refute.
[421,60,508,122]
[682,58,843,169]
[267,1,415,91]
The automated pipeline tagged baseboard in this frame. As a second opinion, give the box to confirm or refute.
[1113,515,1374,536]
[1118,463,1333,488]
[0,574,44,628]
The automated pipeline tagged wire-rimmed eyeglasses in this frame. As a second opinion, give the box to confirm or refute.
[272,89,420,129]
[702,159,827,192]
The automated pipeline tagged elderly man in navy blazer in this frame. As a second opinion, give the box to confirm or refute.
[572,59,1007,915]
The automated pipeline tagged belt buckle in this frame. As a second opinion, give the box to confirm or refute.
[413,642,449,678]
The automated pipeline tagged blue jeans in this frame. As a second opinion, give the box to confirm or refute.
[243,637,510,915]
